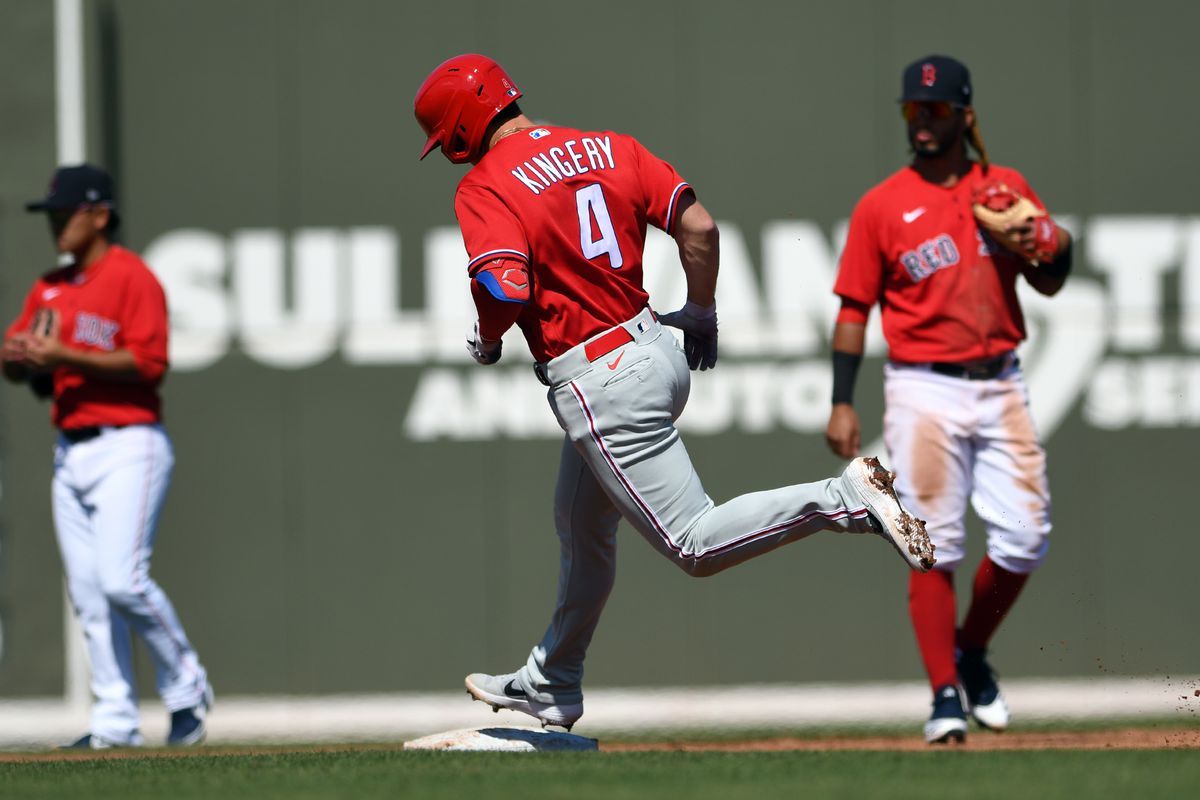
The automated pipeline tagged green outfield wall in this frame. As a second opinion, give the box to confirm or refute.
[1,0,1197,698]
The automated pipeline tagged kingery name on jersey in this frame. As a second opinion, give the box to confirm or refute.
[510,134,616,196]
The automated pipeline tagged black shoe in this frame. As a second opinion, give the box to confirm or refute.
[167,685,213,746]
[958,647,1010,730]
[59,732,132,749]
[923,684,968,744]
[167,708,206,746]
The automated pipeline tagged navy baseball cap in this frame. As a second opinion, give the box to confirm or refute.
[26,164,120,227]
[900,55,972,106]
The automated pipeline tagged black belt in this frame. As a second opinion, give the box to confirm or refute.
[929,353,1017,381]
[61,425,125,443]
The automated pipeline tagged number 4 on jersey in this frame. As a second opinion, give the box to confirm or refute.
[576,183,624,269]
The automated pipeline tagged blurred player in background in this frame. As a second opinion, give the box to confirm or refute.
[414,54,935,731]
[2,164,213,748]
[826,56,1072,743]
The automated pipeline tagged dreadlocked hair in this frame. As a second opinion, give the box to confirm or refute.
[966,113,990,174]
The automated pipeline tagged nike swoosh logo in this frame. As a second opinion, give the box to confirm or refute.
[504,680,526,699]
[42,288,61,300]
[607,351,625,370]
[902,207,926,223]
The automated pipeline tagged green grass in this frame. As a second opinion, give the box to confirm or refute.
[601,715,1197,742]
[2,749,1200,800]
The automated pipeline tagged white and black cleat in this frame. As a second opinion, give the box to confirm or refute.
[845,456,936,572]
[924,685,969,745]
[958,647,1011,731]
[464,672,583,731]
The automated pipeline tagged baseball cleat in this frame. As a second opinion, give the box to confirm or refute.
[59,731,143,749]
[958,648,1010,731]
[167,683,213,746]
[924,684,968,744]
[844,457,936,572]
[464,672,583,731]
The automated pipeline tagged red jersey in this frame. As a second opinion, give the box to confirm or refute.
[6,245,169,429]
[454,125,691,361]
[835,163,1044,363]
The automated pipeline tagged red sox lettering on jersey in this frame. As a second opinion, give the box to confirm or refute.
[73,312,121,351]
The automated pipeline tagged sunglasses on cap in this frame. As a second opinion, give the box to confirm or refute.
[900,101,962,122]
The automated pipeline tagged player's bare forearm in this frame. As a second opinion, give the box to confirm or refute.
[56,347,145,381]
[832,321,867,356]
[673,195,719,307]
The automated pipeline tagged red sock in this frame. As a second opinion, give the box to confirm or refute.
[957,556,1030,651]
[908,569,957,691]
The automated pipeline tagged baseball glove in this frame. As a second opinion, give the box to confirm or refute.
[972,181,1060,264]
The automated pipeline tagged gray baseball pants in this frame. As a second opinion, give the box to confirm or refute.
[514,307,880,704]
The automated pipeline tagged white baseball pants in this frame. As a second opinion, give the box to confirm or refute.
[52,424,209,744]
[514,308,884,704]
[882,361,1052,574]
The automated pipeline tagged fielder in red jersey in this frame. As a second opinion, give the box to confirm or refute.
[826,56,1073,745]
[6,245,168,429]
[415,54,934,732]
[835,163,1047,364]
[3,165,212,749]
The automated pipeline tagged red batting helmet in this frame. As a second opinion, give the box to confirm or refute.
[414,54,523,164]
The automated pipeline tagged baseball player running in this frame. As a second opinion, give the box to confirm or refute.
[825,56,1072,743]
[414,54,935,731]
[2,165,213,748]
